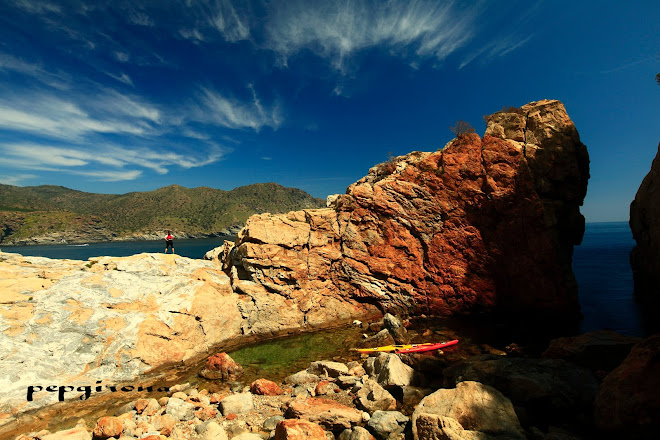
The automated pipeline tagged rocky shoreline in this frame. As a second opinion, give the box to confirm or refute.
[0,226,243,246]
[10,317,658,440]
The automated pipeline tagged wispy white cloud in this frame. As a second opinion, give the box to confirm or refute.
[10,0,61,15]
[459,33,534,69]
[129,9,155,27]
[114,51,130,63]
[2,144,90,167]
[0,80,230,182]
[70,169,143,182]
[262,0,478,72]
[91,89,161,124]
[196,87,282,131]
[0,173,38,185]
[600,55,656,74]
[0,52,71,89]
[209,0,251,42]
[182,129,211,140]
[106,72,134,86]
[179,28,205,42]
[0,142,227,181]
[0,87,163,142]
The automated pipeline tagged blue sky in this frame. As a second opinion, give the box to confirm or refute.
[0,0,657,222]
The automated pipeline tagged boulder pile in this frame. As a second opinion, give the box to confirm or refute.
[12,321,658,440]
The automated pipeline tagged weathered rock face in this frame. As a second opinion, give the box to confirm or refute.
[0,251,377,425]
[225,100,589,316]
[630,142,660,325]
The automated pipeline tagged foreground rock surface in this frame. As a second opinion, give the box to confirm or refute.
[0,251,377,423]
[224,99,589,316]
[12,331,659,440]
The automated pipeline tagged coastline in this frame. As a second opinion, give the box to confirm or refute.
[0,227,243,247]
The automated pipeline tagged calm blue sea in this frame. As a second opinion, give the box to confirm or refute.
[0,237,234,261]
[1,222,644,336]
[572,221,643,336]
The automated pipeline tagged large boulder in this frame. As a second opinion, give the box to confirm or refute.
[354,378,397,413]
[364,353,417,388]
[92,416,123,439]
[219,393,254,415]
[284,398,364,432]
[630,142,660,326]
[225,100,589,317]
[366,410,409,440]
[383,313,409,344]
[195,421,229,440]
[199,352,244,380]
[594,335,660,439]
[412,381,525,440]
[250,379,284,396]
[274,419,327,440]
[165,397,195,421]
[309,360,349,378]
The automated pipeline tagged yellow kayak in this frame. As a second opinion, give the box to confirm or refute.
[355,343,434,353]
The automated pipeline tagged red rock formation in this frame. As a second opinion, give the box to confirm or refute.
[225,100,589,317]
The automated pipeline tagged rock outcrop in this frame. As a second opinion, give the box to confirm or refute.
[630,142,660,326]
[223,100,589,316]
[0,251,378,425]
[594,334,660,439]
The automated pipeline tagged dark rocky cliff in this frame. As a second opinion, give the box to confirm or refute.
[630,142,660,328]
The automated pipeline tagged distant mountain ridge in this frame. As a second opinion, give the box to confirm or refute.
[0,183,325,245]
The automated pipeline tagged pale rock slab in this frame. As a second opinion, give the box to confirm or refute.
[412,381,525,440]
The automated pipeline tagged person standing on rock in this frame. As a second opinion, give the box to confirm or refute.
[164,230,175,254]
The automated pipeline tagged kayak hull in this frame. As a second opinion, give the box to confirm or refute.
[356,339,459,354]
[395,339,458,353]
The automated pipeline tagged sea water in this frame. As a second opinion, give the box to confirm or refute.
[573,221,643,336]
[0,236,234,260]
[1,222,645,336]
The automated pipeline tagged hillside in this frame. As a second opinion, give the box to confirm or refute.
[0,183,325,245]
